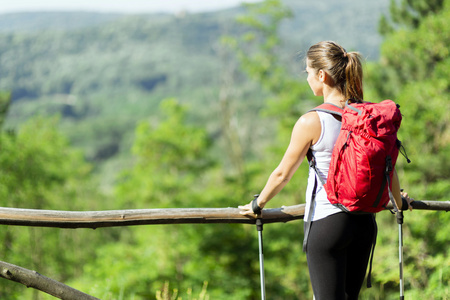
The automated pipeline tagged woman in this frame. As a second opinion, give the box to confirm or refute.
[239,41,412,299]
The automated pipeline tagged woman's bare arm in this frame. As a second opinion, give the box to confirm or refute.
[239,112,321,215]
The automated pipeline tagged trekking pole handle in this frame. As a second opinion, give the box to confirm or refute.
[396,194,409,224]
[256,218,263,232]
[397,210,404,225]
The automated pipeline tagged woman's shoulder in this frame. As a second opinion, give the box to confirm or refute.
[297,110,320,128]
[291,111,321,143]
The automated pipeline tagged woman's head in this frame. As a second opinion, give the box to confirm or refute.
[306,41,363,102]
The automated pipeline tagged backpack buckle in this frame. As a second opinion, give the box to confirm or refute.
[308,156,316,169]
[385,155,393,173]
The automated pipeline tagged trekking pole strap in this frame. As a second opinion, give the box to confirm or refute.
[252,194,262,215]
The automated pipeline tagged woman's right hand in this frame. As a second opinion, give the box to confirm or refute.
[401,191,414,211]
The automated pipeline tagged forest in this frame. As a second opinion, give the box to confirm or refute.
[0,0,448,299]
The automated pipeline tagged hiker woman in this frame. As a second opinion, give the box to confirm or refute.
[239,41,413,300]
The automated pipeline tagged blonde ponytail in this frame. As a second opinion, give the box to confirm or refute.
[344,52,364,102]
[307,41,364,102]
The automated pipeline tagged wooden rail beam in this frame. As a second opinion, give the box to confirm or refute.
[0,205,304,228]
[0,200,447,229]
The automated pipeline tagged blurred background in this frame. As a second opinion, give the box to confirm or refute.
[0,0,448,299]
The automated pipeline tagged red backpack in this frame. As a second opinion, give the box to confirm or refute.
[304,100,410,286]
[308,100,407,213]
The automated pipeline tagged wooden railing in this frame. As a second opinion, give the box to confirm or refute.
[0,200,448,228]
[0,200,448,299]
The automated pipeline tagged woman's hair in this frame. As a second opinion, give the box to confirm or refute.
[307,41,364,102]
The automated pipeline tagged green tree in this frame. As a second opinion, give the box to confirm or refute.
[367,0,450,198]
[366,0,450,298]
[72,99,263,299]
[221,0,313,204]
[223,0,312,134]
[373,0,449,97]
[115,98,214,209]
[0,111,113,299]
[0,92,11,128]
[379,0,445,35]
[221,1,316,298]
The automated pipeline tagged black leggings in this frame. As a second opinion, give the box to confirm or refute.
[305,212,377,300]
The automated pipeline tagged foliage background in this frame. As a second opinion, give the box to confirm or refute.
[0,0,448,299]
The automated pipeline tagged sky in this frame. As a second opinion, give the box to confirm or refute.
[0,0,262,14]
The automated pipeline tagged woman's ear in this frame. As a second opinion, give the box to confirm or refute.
[318,70,332,84]
[318,69,326,82]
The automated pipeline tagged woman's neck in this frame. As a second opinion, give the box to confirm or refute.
[323,89,346,108]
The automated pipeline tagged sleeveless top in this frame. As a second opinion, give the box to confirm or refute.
[304,111,342,222]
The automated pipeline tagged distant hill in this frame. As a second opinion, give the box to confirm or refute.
[0,0,389,101]
[0,0,389,186]
[0,12,124,32]
[0,9,248,103]
[281,0,389,60]
[0,0,393,115]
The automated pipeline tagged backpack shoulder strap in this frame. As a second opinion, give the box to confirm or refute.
[307,102,343,117]
[303,103,342,251]
[305,102,343,178]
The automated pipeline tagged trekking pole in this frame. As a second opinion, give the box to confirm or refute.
[256,217,266,300]
[252,194,266,300]
[397,210,404,300]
